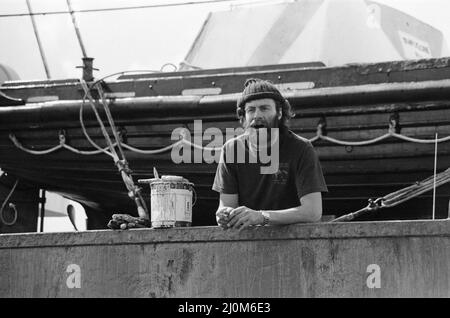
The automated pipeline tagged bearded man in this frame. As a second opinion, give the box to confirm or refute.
[212,78,328,230]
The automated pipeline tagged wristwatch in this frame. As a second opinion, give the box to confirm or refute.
[261,211,270,226]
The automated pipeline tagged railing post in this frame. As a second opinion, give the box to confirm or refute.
[448,198,450,219]
[39,189,46,232]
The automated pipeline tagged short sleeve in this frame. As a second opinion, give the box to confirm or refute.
[212,144,238,194]
[295,143,328,198]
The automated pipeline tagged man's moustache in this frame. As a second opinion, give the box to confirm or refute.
[250,121,267,128]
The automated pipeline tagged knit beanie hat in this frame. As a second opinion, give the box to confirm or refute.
[236,78,285,111]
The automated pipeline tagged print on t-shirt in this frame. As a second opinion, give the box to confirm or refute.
[272,162,289,184]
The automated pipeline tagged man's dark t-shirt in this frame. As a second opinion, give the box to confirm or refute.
[212,130,328,210]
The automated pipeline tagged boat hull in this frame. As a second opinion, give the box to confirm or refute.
[1,58,450,228]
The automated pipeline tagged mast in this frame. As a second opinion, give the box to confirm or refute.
[66,0,88,58]
[66,0,96,81]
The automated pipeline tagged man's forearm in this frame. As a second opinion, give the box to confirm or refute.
[262,205,321,225]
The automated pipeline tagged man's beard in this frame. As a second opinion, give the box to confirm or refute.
[243,115,280,130]
[243,116,280,151]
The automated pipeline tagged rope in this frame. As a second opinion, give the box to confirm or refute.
[9,133,185,156]
[9,106,450,157]
[382,168,450,207]
[332,167,450,222]
[180,138,223,152]
[121,140,183,154]
[0,179,19,226]
[63,143,113,155]
[95,83,127,160]
[79,90,118,158]
[79,80,120,162]
[10,134,63,155]
[390,132,450,144]
[86,81,149,219]
[310,120,450,146]
[308,135,320,143]
[9,132,114,156]
[318,133,392,146]
[9,128,450,157]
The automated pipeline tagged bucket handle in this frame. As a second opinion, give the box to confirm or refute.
[192,187,197,207]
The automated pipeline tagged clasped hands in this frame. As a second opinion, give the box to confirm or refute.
[216,206,264,231]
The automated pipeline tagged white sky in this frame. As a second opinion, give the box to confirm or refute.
[0,0,449,80]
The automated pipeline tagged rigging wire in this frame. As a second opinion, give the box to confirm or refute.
[66,0,88,58]
[25,0,51,79]
[79,83,117,159]
[79,80,149,219]
[0,0,262,18]
[332,167,450,222]
[95,83,127,161]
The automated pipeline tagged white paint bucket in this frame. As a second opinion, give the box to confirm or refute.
[148,176,194,228]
